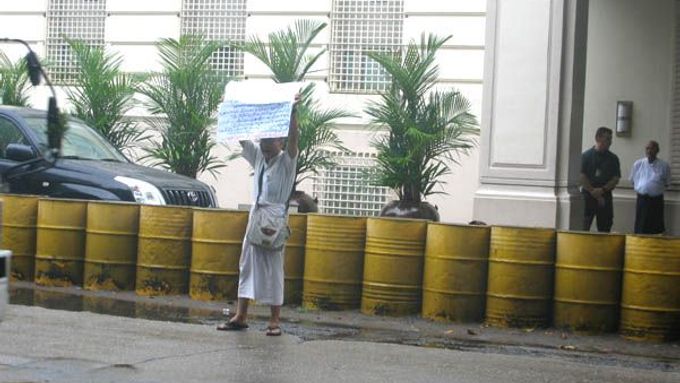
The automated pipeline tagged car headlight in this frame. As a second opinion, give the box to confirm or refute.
[114,176,166,205]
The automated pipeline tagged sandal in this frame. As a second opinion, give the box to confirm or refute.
[265,326,282,336]
[216,321,249,331]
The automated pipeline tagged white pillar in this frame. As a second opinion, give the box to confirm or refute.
[473,0,589,229]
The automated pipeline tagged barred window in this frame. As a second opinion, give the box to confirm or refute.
[312,151,393,216]
[180,0,247,78]
[46,0,106,84]
[329,0,404,94]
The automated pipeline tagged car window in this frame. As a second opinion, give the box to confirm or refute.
[0,116,30,159]
[23,117,127,162]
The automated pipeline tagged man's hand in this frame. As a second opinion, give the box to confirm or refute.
[590,187,604,199]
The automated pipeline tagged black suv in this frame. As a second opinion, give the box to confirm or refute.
[0,106,216,207]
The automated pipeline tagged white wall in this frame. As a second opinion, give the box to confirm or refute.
[0,0,486,223]
[583,0,678,234]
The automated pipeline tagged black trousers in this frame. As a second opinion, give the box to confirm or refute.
[583,191,613,232]
[634,194,665,234]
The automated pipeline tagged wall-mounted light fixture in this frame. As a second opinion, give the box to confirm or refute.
[616,101,633,136]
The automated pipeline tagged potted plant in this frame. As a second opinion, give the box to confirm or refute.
[0,50,32,107]
[233,19,351,212]
[365,34,480,221]
[139,35,227,179]
[65,39,144,153]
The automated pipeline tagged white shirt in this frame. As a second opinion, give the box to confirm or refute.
[629,157,671,197]
[241,141,297,205]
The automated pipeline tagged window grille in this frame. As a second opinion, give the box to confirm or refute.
[180,0,246,77]
[46,0,106,84]
[312,151,393,216]
[671,0,680,186]
[329,0,404,94]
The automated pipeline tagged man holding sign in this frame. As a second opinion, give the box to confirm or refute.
[217,82,300,337]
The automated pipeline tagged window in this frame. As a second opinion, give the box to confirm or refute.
[0,117,30,159]
[180,0,247,77]
[312,151,393,216]
[329,0,404,93]
[46,0,106,84]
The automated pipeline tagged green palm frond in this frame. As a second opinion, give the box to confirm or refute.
[365,33,480,202]
[65,39,143,152]
[234,19,327,82]
[0,51,32,107]
[138,35,228,179]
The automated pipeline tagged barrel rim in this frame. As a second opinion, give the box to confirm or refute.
[626,233,680,241]
[491,225,555,233]
[428,222,490,230]
[367,216,430,224]
[0,192,42,200]
[37,197,91,204]
[556,230,626,238]
[192,207,249,214]
[86,200,140,208]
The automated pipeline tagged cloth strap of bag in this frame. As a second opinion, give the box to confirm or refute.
[256,159,294,211]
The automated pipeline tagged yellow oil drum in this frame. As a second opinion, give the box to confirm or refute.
[1,194,39,281]
[284,213,306,305]
[136,205,192,296]
[486,226,556,328]
[35,199,87,287]
[361,217,428,316]
[620,235,680,341]
[422,223,490,322]
[84,201,140,291]
[303,215,366,310]
[190,208,248,301]
[554,232,624,332]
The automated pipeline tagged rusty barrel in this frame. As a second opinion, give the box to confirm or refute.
[554,231,624,332]
[1,194,38,281]
[486,226,555,328]
[190,209,248,301]
[422,223,490,322]
[620,235,680,341]
[136,205,192,296]
[284,213,306,305]
[303,215,366,310]
[84,201,140,291]
[35,199,87,287]
[361,217,427,316]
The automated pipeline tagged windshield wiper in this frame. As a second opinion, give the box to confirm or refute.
[100,158,122,162]
[60,155,94,160]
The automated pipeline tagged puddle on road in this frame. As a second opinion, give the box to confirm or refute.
[8,284,680,373]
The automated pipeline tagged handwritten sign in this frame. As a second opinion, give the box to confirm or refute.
[217,80,304,142]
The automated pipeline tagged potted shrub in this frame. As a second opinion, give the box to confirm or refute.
[365,34,480,221]
[0,51,32,107]
[233,20,351,212]
[65,39,144,153]
[139,35,227,179]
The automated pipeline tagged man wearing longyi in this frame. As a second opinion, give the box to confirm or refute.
[217,94,299,337]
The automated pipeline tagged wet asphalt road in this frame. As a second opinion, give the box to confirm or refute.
[0,305,679,383]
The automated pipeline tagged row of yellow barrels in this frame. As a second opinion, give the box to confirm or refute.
[0,195,306,304]
[303,218,679,342]
[2,194,679,341]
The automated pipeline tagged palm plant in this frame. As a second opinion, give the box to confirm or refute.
[233,20,350,189]
[365,34,479,211]
[0,51,31,107]
[139,35,228,179]
[65,39,143,152]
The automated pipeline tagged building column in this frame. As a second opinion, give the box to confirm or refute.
[473,0,589,229]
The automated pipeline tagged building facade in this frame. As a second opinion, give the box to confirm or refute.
[0,0,485,222]
[475,0,680,235]
[1,0,678,234]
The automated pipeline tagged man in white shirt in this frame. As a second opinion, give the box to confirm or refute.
[629,140,671,234]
